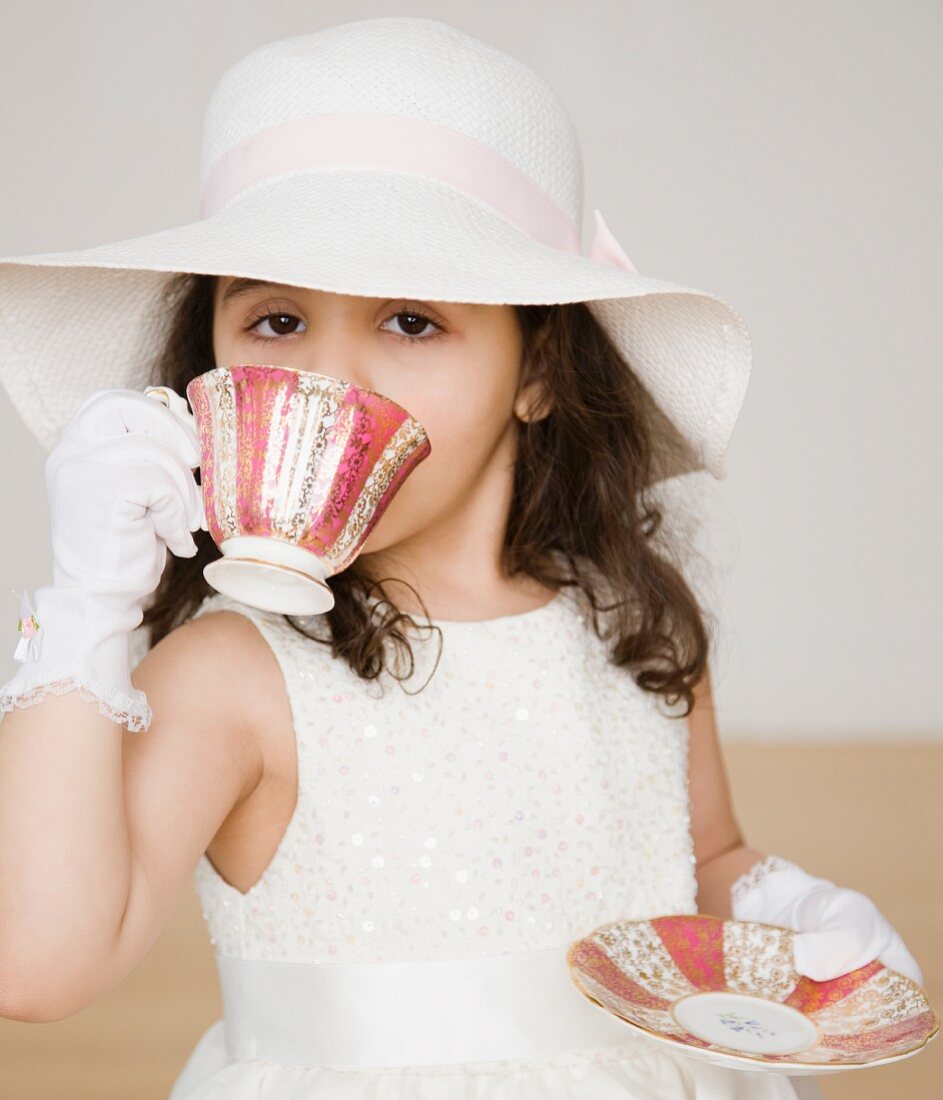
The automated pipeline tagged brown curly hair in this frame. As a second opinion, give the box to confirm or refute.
[140,273,714,717]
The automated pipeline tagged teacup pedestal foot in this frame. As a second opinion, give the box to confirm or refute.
[203,535,335,615]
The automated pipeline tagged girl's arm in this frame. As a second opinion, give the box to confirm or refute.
[0,610,265,1023]
[688,671,924,983]
[696,844,768,919]
[686,667,767,919]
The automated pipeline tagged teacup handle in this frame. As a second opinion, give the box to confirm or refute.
[143,384,196,429]
[144,386,208,532]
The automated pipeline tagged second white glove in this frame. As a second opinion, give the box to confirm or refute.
[731,855,924,986]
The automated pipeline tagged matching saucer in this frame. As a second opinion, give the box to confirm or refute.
[567,914,939,1076]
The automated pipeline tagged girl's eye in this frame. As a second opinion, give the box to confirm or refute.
[379,309,447,344]
[246,312,304,339]
[244,306,447,344]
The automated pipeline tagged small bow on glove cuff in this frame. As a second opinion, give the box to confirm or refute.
[12,588,42,663]
[731,856,924,987]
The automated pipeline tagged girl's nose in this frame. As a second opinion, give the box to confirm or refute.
[309,365,379,396]
[297,351,376,394]
[295,323,383,394]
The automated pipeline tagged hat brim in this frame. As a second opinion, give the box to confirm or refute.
[0,169,751,481]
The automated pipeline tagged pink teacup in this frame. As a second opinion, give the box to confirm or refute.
[159,364,429,615]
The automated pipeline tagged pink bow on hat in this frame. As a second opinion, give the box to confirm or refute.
[586,208,639,273]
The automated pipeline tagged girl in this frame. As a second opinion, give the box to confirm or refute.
[0,17,922,1099]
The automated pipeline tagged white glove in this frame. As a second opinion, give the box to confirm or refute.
[731,855,924,986]
[0,387,207,733]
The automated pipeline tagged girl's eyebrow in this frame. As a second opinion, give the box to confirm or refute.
[219,278,475,314]
[219,278,292,308]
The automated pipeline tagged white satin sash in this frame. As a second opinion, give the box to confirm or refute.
[216,942,648,1070]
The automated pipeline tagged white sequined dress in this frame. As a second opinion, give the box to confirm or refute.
[168,587,824,1099]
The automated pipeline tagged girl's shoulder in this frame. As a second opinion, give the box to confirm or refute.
[185,590,329,651]
[161,591,291,688]
[169,592,300,753]
[188,590,330,640]
[182,590,335,690]
[189,590,281,628]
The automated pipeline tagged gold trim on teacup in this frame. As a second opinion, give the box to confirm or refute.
[225,555,332,587]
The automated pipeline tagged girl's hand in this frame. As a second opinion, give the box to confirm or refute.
[731,856,924,986]
[1,387,207,732]
[789,884,923,985]
[45,386,207,588]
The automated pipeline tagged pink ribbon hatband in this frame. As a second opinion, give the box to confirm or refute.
[200,111,638,273]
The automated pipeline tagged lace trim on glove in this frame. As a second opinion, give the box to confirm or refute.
[731,854,801,912]
[0,676,153,733]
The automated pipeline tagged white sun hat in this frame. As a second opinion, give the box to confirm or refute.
[0,15,752,486]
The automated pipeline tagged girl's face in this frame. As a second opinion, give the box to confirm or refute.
[212,279,543,584]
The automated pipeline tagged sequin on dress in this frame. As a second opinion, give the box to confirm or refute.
[168,587,824,1099]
